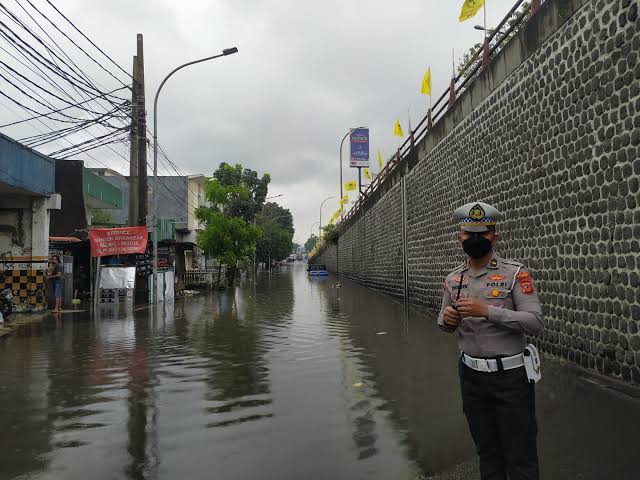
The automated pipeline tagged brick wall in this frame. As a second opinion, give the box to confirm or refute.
[313,0,640,384]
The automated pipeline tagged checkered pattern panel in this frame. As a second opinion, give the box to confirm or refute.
[0,269,46,311]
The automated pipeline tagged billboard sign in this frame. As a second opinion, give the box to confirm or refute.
[89,226,148,257]
[349,128,369,168]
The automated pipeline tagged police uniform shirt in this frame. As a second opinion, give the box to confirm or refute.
[437,252,544,358]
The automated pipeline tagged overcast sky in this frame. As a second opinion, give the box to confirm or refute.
[1,0,510,243]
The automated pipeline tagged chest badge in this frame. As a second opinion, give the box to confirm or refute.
[491,289,501,298]
[488,274,505,281]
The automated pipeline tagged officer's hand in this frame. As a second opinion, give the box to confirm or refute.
[443,306,462,327]
[455,298,489,318]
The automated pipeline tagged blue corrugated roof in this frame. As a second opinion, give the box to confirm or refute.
[0,132,55,195]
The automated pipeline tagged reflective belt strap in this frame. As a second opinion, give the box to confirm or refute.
[509,266,522,293]
[501,265,522,308]
[462,352,524,372]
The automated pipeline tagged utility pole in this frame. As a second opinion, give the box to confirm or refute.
[128,55,138,226]
[135,34,148,228]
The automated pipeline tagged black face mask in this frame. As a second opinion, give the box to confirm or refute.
[462,235,493,259]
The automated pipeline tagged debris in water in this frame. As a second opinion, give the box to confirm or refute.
[376,331,388,335]
[352,382,363,388]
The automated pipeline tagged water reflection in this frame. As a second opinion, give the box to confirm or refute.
[316,278,474,475]
[1,265,639,480]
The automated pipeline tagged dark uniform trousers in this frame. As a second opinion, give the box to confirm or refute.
[459,361,539,480]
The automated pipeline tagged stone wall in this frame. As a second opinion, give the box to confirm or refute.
[313,0,640,384]
[336,181,405,297]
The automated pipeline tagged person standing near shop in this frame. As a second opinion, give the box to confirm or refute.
[48,255,63,313]
[438,202,544,480]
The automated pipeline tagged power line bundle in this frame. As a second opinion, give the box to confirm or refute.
[0,0,201,222]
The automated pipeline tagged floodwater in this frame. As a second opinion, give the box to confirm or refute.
[1,263,639,480]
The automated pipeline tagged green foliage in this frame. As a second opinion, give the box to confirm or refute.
[255,202,294,265]
[213,162,270,222]
[322,224,339,244]
[196,173,261,284]
[91,209,113,224]
[457,1,531,80]
[304,235,318,253]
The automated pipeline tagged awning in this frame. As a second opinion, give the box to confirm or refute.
[49,236,82,243]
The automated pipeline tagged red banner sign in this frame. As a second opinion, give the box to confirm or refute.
[88,227,148,257]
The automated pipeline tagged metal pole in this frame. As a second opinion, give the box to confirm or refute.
[319,195,335,237]
[484,0,487,33]
[152,48,237,304]
[253,218,257,275]
[310,221,319,237]
[339,127,365,217]
[339,132,349,213]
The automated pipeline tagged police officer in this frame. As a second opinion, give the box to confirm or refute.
[438,202,543,480]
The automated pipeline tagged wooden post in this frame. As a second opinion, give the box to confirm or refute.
[128,55,139,227]
[135,34,148,228]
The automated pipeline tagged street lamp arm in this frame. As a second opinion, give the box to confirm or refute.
[154,52,226,121]
[151,47,238,304]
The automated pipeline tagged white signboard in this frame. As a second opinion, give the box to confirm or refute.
[100,267,136,289]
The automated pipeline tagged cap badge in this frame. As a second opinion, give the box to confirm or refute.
[469,204,485,221]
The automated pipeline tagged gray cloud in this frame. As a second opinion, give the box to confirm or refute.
[1,0,510,243]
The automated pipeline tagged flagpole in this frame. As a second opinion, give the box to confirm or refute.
[484,0,487,36]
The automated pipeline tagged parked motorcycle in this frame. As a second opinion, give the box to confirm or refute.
[0,288,13,323]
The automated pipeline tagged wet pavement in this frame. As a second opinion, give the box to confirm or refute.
[0,263,639,480]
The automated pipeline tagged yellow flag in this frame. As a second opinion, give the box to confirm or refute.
[340,194,349,206]
[459,0,485,22]
[377,148,383,170]
[364,168,371,181]
[393,119,404,137]
[421,67,432,95]
[345,180,357,191]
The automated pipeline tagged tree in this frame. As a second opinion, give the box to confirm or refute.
[196,178,261,285]
[304,235,318,253]
[255,202,294,268]
[213,162,270,222]
[457,1,531,81]
[322,224,339,244]
[91,209,113,225]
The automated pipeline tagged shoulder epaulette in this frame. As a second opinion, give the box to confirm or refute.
[449,262,467,274]
[501,258,528,272]
[501,258,524,267]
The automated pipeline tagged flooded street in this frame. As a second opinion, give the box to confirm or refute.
[1,263,639,480]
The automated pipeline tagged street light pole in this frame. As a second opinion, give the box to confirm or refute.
[310,221,319,237]
[319,196,335,237]
[151,47,238,304]
[338,126,366,217]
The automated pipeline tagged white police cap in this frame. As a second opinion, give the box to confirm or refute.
[453,202,503,232]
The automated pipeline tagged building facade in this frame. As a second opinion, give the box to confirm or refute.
[90,170,209,272]
[0,133,60,312]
